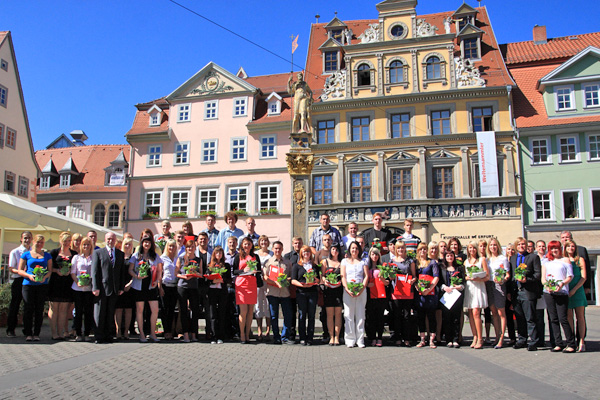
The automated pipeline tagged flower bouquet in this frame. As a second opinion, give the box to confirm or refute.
[544,274,561,292]
[78,273,91,287]
[347,280,364,296]
[324,271,341,288]
[450,271,463,286]
[245,259,258,272]
[58,258,71,276]
[205,265,227,280]
[494,268,507,283]
[455,258,464,266]
[303,269,318,285]
[138,260,151,278]
[417,278,431,295]
[276,273,290,287]
[155,236,167,252]
[378,263,397,280]
[407,250,417,260]
[514,263,527,281]
[33,266,48,282]
[371,238,383,250]
[183,260,202,278]
[466,265,486,279]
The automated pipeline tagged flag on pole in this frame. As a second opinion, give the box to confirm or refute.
[291,35,299,54]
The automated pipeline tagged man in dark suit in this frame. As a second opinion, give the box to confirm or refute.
[284,236,303,342]
[91,232,124,343]
[509,237,542,351]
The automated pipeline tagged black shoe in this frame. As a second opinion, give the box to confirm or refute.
[273,339,282,344]
[306,341,313,346]
[513,341,526,349]
[527,345,538,352]
[6,331,16,338]
[300,340,307,346]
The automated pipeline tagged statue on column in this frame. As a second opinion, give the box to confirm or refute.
[287,72,314,134]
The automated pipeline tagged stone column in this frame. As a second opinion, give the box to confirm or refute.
[448,45,457,88]
[418,147,427,199]
[411,49,420,93]
[286,150,314,246]
[377,53,384,97]
[377,151,385,201]
[461,146,470,198]
[337,154,345,202]
[504,144,516,195]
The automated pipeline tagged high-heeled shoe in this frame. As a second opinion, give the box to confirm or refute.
[474,339,484,349]
[577,343,586,353]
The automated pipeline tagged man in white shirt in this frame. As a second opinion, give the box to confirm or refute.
[342,222,358,250]
[240,217,260,247]
[6,231,32,337]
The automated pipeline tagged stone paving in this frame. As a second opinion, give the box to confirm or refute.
[0,307,598,399]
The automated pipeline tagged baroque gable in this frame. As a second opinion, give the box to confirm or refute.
[346,154,376,164]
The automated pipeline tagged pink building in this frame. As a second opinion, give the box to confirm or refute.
[125,62,294,246]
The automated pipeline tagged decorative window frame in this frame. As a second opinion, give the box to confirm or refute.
[0,84,7,108]
[345,154,376,203]
[226,183,250,212]
[230,137,247,162]
[557,134,580,164]
[582,82,600,109]
[323,50,340,74]
[346,110,375,142]
[259,134,277,160]
[266,92,282,116]
[18,176,29,198]
[387,21,409,40]
[107,204,121,228]
[586,132,600,161]
[173,141,190,166]
[40,175,51,190]
[5,128,16,149]
[466,100,499,133]
[384,151,417,201]
[529,136,552,165]
[469,151,506,198]
[426,150,460,199]
[201,139,218,164]
[143,189,163,217]
[554,85,575,112]
[311,174,335,205]
[425,104,456,135]
[385,56,409,91]
[532,190,555,222]
[353,60,376,94]
[386,106,415,138]
[147,144,162,167]
[560,189,584,221]
[196,185,220,216]
[4,171,15,193]
[233,96,248,117]
[93,204,106,227]
[59,174,71,188]
[256,181,281,213]
[589,187,600,220]
[204,100,219,120]
[147,104,162,127]
[177,103,191,123]
[422,52,447,88]
[461,36,482,61]
[313,113,340,144]
[169,188,191,216]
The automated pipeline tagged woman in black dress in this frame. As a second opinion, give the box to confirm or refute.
[49,231,77,340]
[115,237,135,340]
[320,244,343,346]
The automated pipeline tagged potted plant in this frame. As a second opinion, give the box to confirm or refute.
[142,212,160,220]
[198,210,217,217]
[232,209,248,216]
[259,208,279,215]
[169,212,188,219]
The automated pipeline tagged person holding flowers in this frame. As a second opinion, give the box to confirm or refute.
[389,241,416,347]
[18,234,52,341]
[263,241,293,344]
[439,251,465,347]
[114,237,134,341]
[70,237,95,341]
[414,243,439,348]
[255,235,273,341]
[463,241,489,349]
[176,240,203,342]
[233,237,262,344]
[49,231,77,340]
[291,245,320,345]
[542,241,575,353]
[486,238,510,348]
[320,244,343,346]
[154,220,173,254]
[365,247,389,347]
[206,246,231,344]
[160,239,179,340]
[564,240,587,352]
[129,235,163,343]
[341,241,369,348]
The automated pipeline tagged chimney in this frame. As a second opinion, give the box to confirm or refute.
[533,25,547,45]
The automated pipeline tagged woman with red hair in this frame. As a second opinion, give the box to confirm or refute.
[542,241,575,353]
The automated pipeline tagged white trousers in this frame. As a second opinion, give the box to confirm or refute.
[343,290,367,346]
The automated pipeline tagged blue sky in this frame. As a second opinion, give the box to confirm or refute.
[4,0,600,150]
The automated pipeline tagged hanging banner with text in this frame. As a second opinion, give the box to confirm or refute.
[476,131,499,197]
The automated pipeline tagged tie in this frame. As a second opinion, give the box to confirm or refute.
[109,248,114,265]
[516,254,523,289]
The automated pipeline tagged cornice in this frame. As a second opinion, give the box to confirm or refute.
[247,120,292,134]
[129,167,288,181]
[126,130,170,143]
[345,33,456,53]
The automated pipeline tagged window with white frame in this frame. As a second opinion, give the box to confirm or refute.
[174,142,190,165]
[534,192,553,221]
[205,100,218,119]
[0,85,7,107]
[258,184,279,211]
[231,137,247,161]
[591,189,600,219]
[4,171,15,193]
[108,204,120,228]
[588,133,600,161]
[149,112,160,126]
[40,176,50,190]
[148,145,162,167]
[170,190,189,215]
[233,97,247,117]
[202,139,217,163]
[259,135,276,159]
[18,176,28,197]
[555,86,574,111]
[268,100,280,115]
[558,135,579,163]
[144,191,162,216]
[228,187,248,211]
[71,203,85,219]
[583,83,600,108]
[198,188,218,214]
[562,190,582,220]
[6,128,15,149]
[59,174,71,188]
[94,204,106,226]
[177,103,191,122]
[530,137,551,165]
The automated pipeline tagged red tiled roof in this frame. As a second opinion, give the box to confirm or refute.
[126,98,170,136]
[503,32,600,65]
[245,72,293,125]
[304,7,513,99]
[35,145,130,193]
[244,72,291,95]
[510,63,600,128]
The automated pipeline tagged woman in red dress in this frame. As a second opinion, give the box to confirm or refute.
[232,237,262,343]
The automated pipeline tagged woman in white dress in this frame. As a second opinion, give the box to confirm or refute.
[486,238,510,348]
[464,241,489,349]
[341,241,369,348]
[255,235,273,341]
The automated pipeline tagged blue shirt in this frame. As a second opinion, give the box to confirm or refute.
[215,227,243,249]
[201,228,219,253]
[21,251,52,286]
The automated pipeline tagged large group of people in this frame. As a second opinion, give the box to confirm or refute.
[4,211,590,353]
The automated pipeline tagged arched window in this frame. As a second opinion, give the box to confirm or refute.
[426,56,441,79]
[94,204,106,227]
[357,64,371,86]
[389,60,404,83]
[108,204,120,228]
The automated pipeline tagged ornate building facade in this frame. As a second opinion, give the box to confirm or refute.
[304,1,521,244]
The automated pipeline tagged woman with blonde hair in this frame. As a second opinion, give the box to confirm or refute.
[464,241,489,349]
[49,231,77,340]
[255,235,272,341]
[160,239,179,340]
[414,243,439,348]
[70,237,94,341]
[115,237,135,340]
[564,239,587,352]
[71,233,83,253]
[486,238,510,348]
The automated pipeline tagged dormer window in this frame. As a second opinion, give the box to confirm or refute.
[555,85,575,111]
[266,92,282,116]
[463,38,479,59]
[324,51,338,73]
[147,104,162,126]
[330,29,343,41]
[60,174,71,188]
[150,113,159,126]
[40,176,50,190]
[458,17,471,31]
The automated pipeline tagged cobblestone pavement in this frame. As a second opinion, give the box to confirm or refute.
[0,307,598,399]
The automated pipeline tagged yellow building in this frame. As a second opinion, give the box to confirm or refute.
[304,1,521,245]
